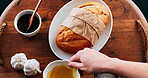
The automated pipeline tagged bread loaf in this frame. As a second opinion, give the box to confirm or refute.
[56,2,110,54]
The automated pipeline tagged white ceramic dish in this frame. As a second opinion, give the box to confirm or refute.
[43,60,80,78]
[14,10,42,37]
[49,0,113,60]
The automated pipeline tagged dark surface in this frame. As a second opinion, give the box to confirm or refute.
[0,0,148,21]
[0,0,12,15]
[133,0,148,21]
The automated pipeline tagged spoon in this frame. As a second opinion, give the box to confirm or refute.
[27,0,42,30]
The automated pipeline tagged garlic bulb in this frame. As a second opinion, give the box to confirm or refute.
[23,59,41,76]
[11,53,27,70]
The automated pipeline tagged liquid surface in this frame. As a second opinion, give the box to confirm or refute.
[47,65,77,78]
[17,14,39,33]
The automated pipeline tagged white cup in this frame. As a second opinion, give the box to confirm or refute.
[43,60,80,78]
[14,10,42,37]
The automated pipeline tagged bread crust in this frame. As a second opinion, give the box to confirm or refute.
[56,2,109,54]
[78,2,110,25]
[56,25,92,54]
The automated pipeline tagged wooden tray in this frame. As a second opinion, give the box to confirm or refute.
[0,0,147,78]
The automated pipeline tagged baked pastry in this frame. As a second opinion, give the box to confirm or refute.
[56,25,92,54]
[78,2,109,25]
[56,2,110,54]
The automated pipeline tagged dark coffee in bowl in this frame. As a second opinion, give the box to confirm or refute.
[17,14,39,33]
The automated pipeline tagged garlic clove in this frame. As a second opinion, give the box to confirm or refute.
[23,59,41,76]
[10,53,27,70]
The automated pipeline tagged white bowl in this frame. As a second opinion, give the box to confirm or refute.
[43,60,80,78]
[49,0,113,60]
[14,10,42,37]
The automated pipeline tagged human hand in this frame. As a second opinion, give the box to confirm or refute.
[68,48,112,73]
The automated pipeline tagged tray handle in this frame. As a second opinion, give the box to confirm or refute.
[136,20,148,63]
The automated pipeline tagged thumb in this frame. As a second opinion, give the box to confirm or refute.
[68,62,83,69]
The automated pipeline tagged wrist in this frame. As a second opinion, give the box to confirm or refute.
[103,58,121,73]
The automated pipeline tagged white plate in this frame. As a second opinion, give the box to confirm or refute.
[49,0,113,60]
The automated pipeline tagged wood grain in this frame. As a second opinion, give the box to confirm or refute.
[0,0,147,78]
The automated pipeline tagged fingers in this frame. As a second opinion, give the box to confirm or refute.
[68,62,87,71]
[69,50,83,62]
[68,62,83,69]
[69,48,92,69]
[69,49,85,69]
[69,48,91,62]
[69,54,80,62]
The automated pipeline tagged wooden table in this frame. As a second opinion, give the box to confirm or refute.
[0,0,147,78]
